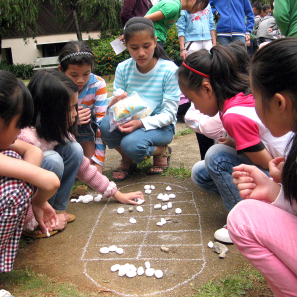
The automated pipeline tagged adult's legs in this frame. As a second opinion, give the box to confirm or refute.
[228,199,297,297]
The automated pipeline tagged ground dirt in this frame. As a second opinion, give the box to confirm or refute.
[13,122,251,297]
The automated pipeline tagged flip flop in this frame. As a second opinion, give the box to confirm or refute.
[112,162,137,182]
[22,229,58,239]
[67,213,76,223]
[148,146,172,175]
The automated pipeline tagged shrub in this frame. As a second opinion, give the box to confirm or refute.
[0,60,34,79]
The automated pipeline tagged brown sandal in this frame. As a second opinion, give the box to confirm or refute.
[148,146,172,175]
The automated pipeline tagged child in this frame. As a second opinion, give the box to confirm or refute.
[19,69,144,237]
[228,37,297,296]
[100,17,181,180]
[58,41,107,174]
[177,45,292,243]
[145,0,209,47]
[0,70,59,272]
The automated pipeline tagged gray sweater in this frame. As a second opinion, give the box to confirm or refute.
[256,15,278,39]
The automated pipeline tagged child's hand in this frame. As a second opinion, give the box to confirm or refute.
[217,137,235,148]
[118,120,144,134]
[269,157,285,184]
[78,106,91,125]
[109,92,128,108]
[113,190,144,205]
[232,164,281,203]
[180,50,187,61]
[32,201,59,234]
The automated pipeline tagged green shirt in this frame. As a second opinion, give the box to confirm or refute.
[146,0,182,43]
[274,0,297,37]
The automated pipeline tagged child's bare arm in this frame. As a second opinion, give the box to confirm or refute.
[113,190,144,205]
[245,148,273,170]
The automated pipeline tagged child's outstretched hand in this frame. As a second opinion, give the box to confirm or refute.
[78,106,92,125]
[269,157,285,184]
[114,190,144,205]
[32,201,59,234]
[232,164,281,203]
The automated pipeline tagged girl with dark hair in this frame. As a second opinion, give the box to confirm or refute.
[228,37,297,296]
[59,41,107,174]
[0,70,59,271]
[177,44,292,243]
[19,69,143,237]
[100,17,180,180]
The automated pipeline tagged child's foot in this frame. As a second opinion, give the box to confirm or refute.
[54,213,68,231]
[148,146,172,175]
[112,160,135,181]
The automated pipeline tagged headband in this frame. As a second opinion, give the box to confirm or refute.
[124,18,154,30]
[60,51,93,63]
[182,62,210,79]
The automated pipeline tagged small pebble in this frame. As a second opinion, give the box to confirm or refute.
[145,268,155,277]
[109,245,117,252]
[165,217,172,221]
[166,186,171,191]
[126,269,137,278]
[145,261,150,269]
[100,247,109,254]
[145,189,152,194]
[156,222,164,226]
[155,270,164,278]
[162,205,168,211]
[167,202,172,209]
[208,241,214,249]
[111,264,121,272]
[116,248,124,254]
[160,246,169,253]
[157,194,164,200]
[144,185,151,190]
[137,266,144,276]
[129,218,136,224]
[117,207,125,214]
[169,194,176,199]
[46,228,50,237]
[173,219,179,223]
[70,198,77,203]
[94,194,102,202]
[162,196,170,202]
[150,185,155,190]
[129,206,133,212]
[118,266,126,277]
[129,264,137,271]
[136,206,143,212]
[154,204,161,209]
[175,208,182,214]
[83,198,90,204]
[137,199,145,205]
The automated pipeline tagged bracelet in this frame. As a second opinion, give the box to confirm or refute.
[180,49,186,52]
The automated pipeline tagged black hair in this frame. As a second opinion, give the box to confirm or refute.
[251,37,297,204]
[177,45,250,108]
[27,69,79,144]
[0,70,33,129]
[59,41,94,72]
[193,0,209,12]
[124,17,171,61]
[252,1,262,13]
[262,4,270,13]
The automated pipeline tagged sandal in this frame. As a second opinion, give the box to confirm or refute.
[148,145,172,175]
[112,161,137,182]
[22,229,58,239]
[67,213,76,223]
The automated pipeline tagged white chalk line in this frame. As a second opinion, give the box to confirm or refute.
[82,182,206,296]
[84,257,205,262]
[93,243,202,247]
[112,213,199,218]
[102,229,202,234]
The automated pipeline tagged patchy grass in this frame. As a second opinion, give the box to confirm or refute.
[193,265,273,297]
[163,163,191,179]
[174,127,194,138]
[106,78,114,97]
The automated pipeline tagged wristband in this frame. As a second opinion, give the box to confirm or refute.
[180,49,186,52]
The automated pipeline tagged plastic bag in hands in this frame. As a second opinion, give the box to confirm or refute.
[108,90,156,132]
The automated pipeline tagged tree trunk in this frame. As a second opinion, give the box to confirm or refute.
[72,8,82,41]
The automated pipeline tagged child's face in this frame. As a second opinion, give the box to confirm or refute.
[63,63,91,92]
[179,79,219,117]
[126,30,157,73]
[0,115,21,149]
[69,92,78,127]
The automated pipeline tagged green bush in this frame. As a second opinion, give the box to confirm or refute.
[0,60,34,79]
[89,26,181,76]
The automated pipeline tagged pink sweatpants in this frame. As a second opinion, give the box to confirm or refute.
[227,199,297,297]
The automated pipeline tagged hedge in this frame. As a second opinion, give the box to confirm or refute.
[0,60,34,79]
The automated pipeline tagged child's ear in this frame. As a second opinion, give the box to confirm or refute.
[58,65,62,72]
[202,81,213,96]
[273,93,288,113]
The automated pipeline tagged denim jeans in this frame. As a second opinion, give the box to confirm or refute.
[217,35,246,46]
[41,142,84,211]
[99,114,175,164]
[191,144,269,211]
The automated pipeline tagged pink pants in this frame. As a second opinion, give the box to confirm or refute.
[227,199,297,297]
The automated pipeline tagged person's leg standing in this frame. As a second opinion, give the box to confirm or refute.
[217,36,232,45]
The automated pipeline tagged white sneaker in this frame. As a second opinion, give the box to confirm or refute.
[0,290,13,297]
[214,225,233,244]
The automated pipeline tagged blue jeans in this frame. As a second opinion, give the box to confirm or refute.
[41,142,84,211]
[217,35,246,46]
[191,144,269,211]
[99,114,175,164]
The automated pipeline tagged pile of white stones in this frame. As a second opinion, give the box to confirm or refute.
[70,194,102,204]
[100,245,124,255]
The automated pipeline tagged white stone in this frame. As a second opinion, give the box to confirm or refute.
[137,266,144,276]
[160,218,167,224]
[83,198,90,204]
[116,247,124,254]
[154,204,161,209]
[145,261,150,269]
[162,196,170,202]
[129,264,137,271]
[144,185,151,190]
[136,206,143,212]
[46,228,50,237]
[111,264,121,272]
[145,268,155,277]
[167,202,172,209]
[126,269,137,278]
[166,186,172,191]
[175,208,182,214]
[137,198,145,205]
[156,222,164,226]
[70,199,77,203]
[169,194,176,199]
[129,218,136,224]
[157,194,164,200]
[155,270,164,278]
[162,205,168,211]
[109,245,117,252]
[94,194,102,202]
[100,247,109,254]
[118,266,127,277]
[150,185,155,190]
[145,189,152,194]
[117,207,125,214]
[208,241,214,248]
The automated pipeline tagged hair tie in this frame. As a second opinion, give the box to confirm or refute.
[182,62,210,79]
[60,51,93,63]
